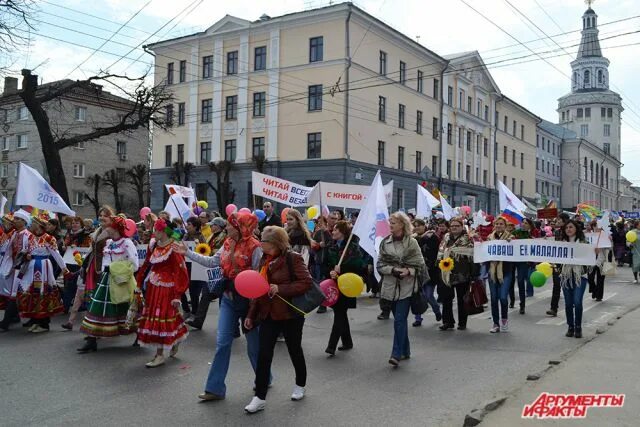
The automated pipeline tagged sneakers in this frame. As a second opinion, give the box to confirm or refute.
[377,312,390,320]
[145,355,166,368]
[634,279,638,284]
[546,309,557,317]
[291,385,305,401]
[61,322,73,330]
[490,324,500,333]
[31,325,49,333]
[244,397,266,414]
[500,319,509,332]
[412,320,422,327]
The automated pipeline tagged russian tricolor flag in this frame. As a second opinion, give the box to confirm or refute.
[502,208,523,225]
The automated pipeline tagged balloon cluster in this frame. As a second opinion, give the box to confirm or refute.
[530,262,553,287]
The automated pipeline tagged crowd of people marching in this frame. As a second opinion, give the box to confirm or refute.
[1,200,638,414]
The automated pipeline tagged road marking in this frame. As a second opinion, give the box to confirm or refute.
[584,306,624,328]
[483,289,553,320]
[536,293,617,326]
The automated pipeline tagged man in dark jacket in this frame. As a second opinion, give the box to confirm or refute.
[259,202,282,233]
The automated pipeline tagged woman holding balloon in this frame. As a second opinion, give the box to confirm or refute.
[243,226,312,413]
[324,220,365,357]
[175,212,264,401]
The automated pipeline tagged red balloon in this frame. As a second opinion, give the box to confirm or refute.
[123,218,137,238]
[281,207,291,224]
[319,279,339,307]
[238,207,251,214]
[234,270,269,299]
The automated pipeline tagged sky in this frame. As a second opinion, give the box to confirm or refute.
[4,0,640,182]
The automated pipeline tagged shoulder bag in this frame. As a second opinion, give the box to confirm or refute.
[285,251,326,316]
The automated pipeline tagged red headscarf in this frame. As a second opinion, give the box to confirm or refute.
[220,212,260,279]
[477,215,495,241]
[109,216,127,236]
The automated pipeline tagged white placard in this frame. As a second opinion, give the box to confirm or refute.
[473,239,596,266]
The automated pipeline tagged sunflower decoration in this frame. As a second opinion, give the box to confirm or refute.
[197,200,209,209]
[195,243,212,257]
[439,257,454,272]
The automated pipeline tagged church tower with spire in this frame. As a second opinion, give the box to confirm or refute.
[557,2,623,210]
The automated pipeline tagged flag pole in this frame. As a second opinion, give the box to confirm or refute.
[336,232,355,268]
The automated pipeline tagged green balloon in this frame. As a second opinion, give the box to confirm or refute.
[530,271,547,288]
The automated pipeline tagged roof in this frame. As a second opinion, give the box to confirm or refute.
[583,8,596,15]
[442,50,501,94]
[499,95,541,121]
[577,29,602,58]
[538,119,576,139]
[442,51,476,60]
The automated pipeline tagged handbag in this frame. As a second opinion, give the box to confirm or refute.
[206,266,228,297]
[410,280,429,315]
[285,251,326,316]
[463,281,485,315]
[470,279,488,306]
[601,262,616,276]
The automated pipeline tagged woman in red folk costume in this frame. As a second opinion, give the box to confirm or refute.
[136,219,190,368]
[16,210,68,333]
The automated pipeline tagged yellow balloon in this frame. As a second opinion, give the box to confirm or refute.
[536,263,553,278]
[307,206,318,219]
[626,231,637,243]
[337,273,364,298]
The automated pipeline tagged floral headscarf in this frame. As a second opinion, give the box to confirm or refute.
[220,212,260,279]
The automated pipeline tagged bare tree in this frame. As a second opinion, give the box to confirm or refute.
[18,69,173,204]
[169,161,194,186]
[126,163,149,210]
[0,0,36,75]
[252,154,268,209]
[207,160,235,217]
[84,173,102,218]
[102,169,124,213]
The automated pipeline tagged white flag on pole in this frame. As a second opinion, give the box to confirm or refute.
[15,163,75,215]
[164,194,193,222]
[352,171,390,281]
[498,180,527,213]
[416,185,441,218]
[0,194,7,217]
[440,195,455,221]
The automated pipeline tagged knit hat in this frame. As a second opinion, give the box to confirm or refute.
[210,217,227,229]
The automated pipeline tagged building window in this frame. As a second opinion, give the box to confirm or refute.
[1,137,6,151]
[165,104,174,126]
[252,137,265,158]
[512,149,516,166]
[604,142,610,154]
[307,132,321,159]
[520,180,524,195]
[601,107,606,118]
[542,161,545,173]
[417,71,424,93]
[457,162,461,179]
[459,90,464,109]
[200,142,211,164]
[552,143,556,155]
[577,108,583,118]
[415,151,422,173]
[399,61,406,84]
[483,170,488,186]
[417,110,423,134]
[379,51,387,75]
[476,135,481,154]
[584,157,588,180]
[580,124,589,137]
[378,96,386,122]
[512,177,516,192]
[224,139,237,162]
[433,78,439,99]
[432,156,438,176]
[178,102,185,125]
[512,120,516,136]
[458,127,462,148]
[116,141,127,156]
[309,36,323,62]
[378,141,385,166]
[397,146,405,170]
[398,104,405,128]
[562,111,566,122]
[225,95,238,120]
[484,105,489,121]
[396,188,404,211]
[431,115,438,139]
[72,163,85,178]
[0,164,7,178]
[195,183,207,202]
[74,106,87,122]
[73,191,84,206]
[520,152,524,169]
[203,55,213,78]
[254,46,267,71]
[607,108,613,118]
[446,160,452,177]
[179,60,186,82]
[475,167,479,183]
[467,96,472,113]
[584,69,590,86]
[447,86,453,106]
[177,144,184,164]
[227,51,238,75]
[466,131,472,151]
[520,125,524,140]
[17,134,27,149]
[483,138,488,157]
[165,145,172,167]
[503,146,507,163]
[166,62,174,85]
[604,124,611,137]
[201,99,212,123]
[477,100,481,117]
[308,85,323,111]
[585,107,591,118]
[466,165,471,182]
[249,93,265,118]
[504,115,508,132]
[447,123,452,144]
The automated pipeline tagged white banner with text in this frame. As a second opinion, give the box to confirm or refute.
[473,239,596,265]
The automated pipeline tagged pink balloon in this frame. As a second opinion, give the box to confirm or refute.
[124,218,137,238]
[460,206,471,215]
[234,270,269,299]
[225,204,238,217]
[320,279,339,307]
[139,207,151,220]
[238,207,251,214]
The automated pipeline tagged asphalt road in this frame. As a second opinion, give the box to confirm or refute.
[2,267,640,426]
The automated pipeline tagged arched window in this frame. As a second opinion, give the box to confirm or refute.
[598,70,603,84]
[584,70,590,86]
[590,160,594,183]
[596,164,599,185]
[573,72,578,87]
[606,168,609,189]
[600,165,604,186]
[584,157,588,180]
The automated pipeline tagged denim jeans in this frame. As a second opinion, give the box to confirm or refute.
[562,277,587,330]
[515,262,532,304]
[391,297,411,359]
[204,294,261,396]
[489,273,511,325]
[414,282,441,322]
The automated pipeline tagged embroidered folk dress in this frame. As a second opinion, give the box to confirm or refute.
[136,242,190,351]
[0,229,14,309]
[16,233,67,319]
[0,228,33,301]
[80,237,139,337]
